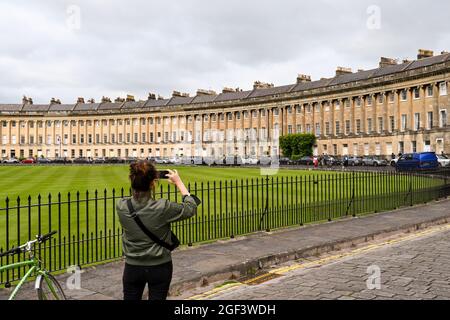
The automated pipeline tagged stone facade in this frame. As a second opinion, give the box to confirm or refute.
[0,50,449,160]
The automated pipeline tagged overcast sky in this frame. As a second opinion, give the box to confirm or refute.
[0,0,449,104]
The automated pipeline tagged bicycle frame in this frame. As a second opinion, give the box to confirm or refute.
[0,260,37,300]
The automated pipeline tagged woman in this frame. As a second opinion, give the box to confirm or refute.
[116,160,199,300]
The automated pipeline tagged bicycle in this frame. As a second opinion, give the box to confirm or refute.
[0,231,66,300]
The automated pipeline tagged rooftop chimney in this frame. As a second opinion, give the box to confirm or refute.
[148,93,156,100]
[222,87,235,93]
[253,81,274,89]
[101,96,112,103]
[335,67,352,76]
[50,97,61,104]
[87,98,95,103]
[402,59,412,64]
[417,49,434,60]
[157,95,165,100]
[126,95,135,102]
[77,97,85,104]
[172,91,190,98]
[115,97,125,103]
[296,74,311,83]
[379,57,398,68]
[441,50,449,55]
[196,89,216,96]
[22,95,32,105]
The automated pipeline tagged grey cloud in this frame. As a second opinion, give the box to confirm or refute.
[0,0,448,104]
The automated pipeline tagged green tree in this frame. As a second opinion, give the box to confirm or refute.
[279,133,316,158]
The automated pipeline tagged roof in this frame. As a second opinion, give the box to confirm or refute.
[1,52,448,115]
[74,103,100,111]
[21,104,50,112]
[97,102,123,110]
[48,104,75,112]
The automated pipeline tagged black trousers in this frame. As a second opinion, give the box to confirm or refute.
[122,261,173,300]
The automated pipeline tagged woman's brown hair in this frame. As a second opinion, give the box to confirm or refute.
[129,160,158,193]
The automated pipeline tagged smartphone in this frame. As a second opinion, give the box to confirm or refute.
[158,170,170,179]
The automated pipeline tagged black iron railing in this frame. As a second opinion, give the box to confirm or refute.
[1,169,449,285]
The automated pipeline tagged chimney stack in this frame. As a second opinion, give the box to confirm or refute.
[87,98,95,103]
[50,97,61,104]
[196,89,216,96]
[379,57,397,68]
[22,95,32,105]
[335,67,352,76]
[115,97,125,103]
[101,96,112,103]
[77,97,85,104]
[222,87,235,93]
[441,50,449,55]
[157,95,165,100]
[126,95,135,102]
[417,49,434,60]
[253,81,274,89]
[296,74,311,83]
[148,93,156,100]
[172,91,190,98]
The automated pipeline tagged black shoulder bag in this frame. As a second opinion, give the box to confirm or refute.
[126,198,180,251]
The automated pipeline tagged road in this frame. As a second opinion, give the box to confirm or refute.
[194,224,450,300]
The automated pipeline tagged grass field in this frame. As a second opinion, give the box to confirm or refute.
[0,164,446,284]
[0,165,326,201]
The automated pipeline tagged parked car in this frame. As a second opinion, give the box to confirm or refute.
[297,156,314,165]
[2,158,19,164]
[124,157,138,164]
[322,155,340,166]
[395,152,439,171]
[278,157,290,165]
[347,156,363,166]
[437,154,450,167]
[362,156,388,167]
[72,157,91,164]
[258,155,272,166]
[36,157,52,164]
[52,157,70,164]
[21,157,36,164]
[93,157,106,164]
[106,157,124,164]
[242,157,258,165]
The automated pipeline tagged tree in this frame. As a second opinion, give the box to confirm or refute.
[279,133,316,158]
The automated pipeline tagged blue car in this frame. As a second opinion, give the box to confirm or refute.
[395,152,439,171]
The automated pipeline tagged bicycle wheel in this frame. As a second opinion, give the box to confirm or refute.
[35,273,67,300]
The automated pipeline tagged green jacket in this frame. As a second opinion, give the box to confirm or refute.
[116,195,198,266]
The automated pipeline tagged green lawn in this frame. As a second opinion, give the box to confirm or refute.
[0,164,446,285]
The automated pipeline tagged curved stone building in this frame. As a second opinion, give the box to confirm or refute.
[0,49,449,160]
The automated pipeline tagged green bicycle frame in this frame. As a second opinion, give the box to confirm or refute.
[0,259,59,300]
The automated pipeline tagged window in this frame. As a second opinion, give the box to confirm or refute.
[11,121,16,128]
[273,108,279,116]
[296,106,302,114]
[236,112,241,120]
[427,85,433,97]
[29,135,34,144]
[378,117,383,133]
[286,106,292,114]
[389,92,394,103]
[440,82,447,96]
[427,112,433,130]
[149,132,153,143]
[414,113,420,131]
[401,89,407,101]
[345,120,351,134]
[1,121,6,127]
[227,113,232,121]
[367,96,372,106]
[244,111,249,118]
[72,134,76,144]
[204,115,209,122]
[80,134,85,144]
[335,101,340,110]
[335,121,340,135]
[306,124,311,133]
[141,133,146,143]
[413,88,420,99]
[356,119,361,134]
[356,97,361,107]
[134,133,138,143]
[287,125,292,134]
[96,134,100,144]
[261,109,266,117]
[20,135,25,144]
[412,141,417,153]
[367,118,372,134]
[88,134,92,144]
[126,133,131,143]
[325,122,330,135]
[378,94,383,104]
[440,110,447,127]
[401,114,407,131]
[390,116,395,132]
[296,125,302,133]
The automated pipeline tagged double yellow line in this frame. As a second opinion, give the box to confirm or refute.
[188,223,450,300]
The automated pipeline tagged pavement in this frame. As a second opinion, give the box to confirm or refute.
[202,223,450,300]
[1,197,450,300]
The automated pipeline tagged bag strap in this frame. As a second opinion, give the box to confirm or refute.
[126,198,176,251]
